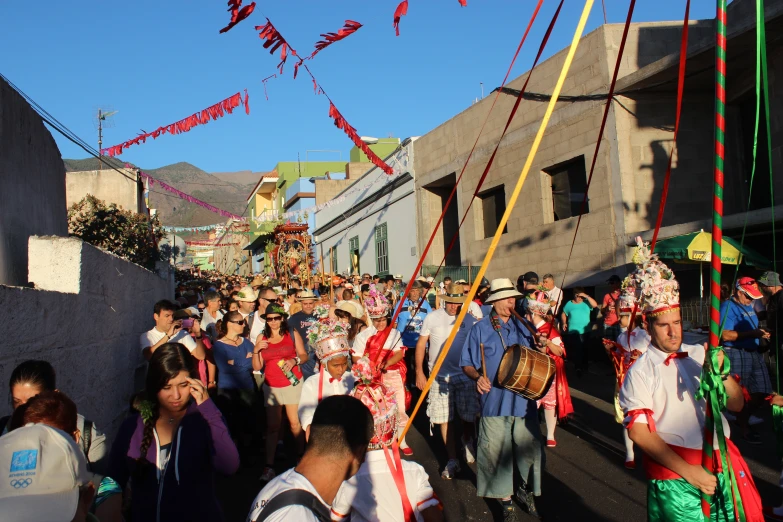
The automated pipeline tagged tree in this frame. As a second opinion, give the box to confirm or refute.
[67,194,164,270]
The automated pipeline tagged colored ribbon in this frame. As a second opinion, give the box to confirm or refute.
[220,0,256,34]
[400,0,596,443]
[626,408,656,432]
[393,1,408,36]
[102,92,249,157]
[382,442,416,522]
[664,352,689,365]
[309,20,362,59]
[256,19,295,74]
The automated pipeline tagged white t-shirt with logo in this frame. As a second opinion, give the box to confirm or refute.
[139,327,197,353]
[246,468,328,522]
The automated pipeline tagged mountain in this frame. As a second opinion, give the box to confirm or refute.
[64,159,264,227]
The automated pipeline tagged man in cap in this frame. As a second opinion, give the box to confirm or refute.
[415,282,480,480]
[288,290,321,379]
[719,277,772,444]
[602,275,623,341]
[514,272,539,317]
[620,238,761,521]
[460,278,541,520]
[0,424,96,522]
[759,271,783,355]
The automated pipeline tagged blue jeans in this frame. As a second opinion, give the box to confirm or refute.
[477,416,543,498]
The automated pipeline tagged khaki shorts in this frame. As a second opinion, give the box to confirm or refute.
[263,381,303,406]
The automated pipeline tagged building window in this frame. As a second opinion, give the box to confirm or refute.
[479,185,508,239]
[349,236,360,275]
[330,246,338,273]
[375,223,389,276]
[543,156,589,222]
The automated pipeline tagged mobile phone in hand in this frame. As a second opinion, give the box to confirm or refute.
[182,318,195,329]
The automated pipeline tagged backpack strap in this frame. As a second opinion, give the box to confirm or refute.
[253,489,331,522]
[81,419,93,464]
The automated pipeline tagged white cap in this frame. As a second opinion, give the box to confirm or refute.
[0,423,89,522]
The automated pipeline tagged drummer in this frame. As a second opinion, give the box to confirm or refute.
[460,278,542,521]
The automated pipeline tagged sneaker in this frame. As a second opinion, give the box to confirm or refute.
[260,466,276,482]
[498,502,518,522]
[546,439,557,448]
[441,459,461,479]
[743,431,763,445]
[463,439,476,464]
[514,485,541,519]
[749,415,764,426]
[401,446,414,457]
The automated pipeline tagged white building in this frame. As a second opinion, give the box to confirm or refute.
[313,138,418,278]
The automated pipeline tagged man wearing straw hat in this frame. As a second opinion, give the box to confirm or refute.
[620,238,762,522]
[460,278,542,520]
[289,290,321,379]
[415,282,480,480]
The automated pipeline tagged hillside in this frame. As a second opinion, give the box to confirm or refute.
[64,159,260,227]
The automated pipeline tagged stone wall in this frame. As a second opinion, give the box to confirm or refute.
[0,77,67,287]
[0,236,173,441]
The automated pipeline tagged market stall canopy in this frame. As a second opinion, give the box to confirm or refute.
[654,231,769,267]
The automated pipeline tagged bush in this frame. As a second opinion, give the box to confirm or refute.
[67,194,164,270]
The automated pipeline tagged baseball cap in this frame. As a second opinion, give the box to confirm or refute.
[758,271,782,287]
[518,272,539,286]
[0,423,90,522]
[607,274,622,284]
[737,277,763,299]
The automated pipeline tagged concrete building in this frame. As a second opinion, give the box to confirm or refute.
[314,139,418,278]
[245,172,279,273]
[413,0,782,308]
[66,168,147,215]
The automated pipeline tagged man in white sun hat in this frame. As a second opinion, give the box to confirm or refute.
[460,278,542,520]
[0,423,96,522]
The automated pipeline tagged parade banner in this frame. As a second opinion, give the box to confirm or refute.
[102,91,250,157]
[220,0,256,33]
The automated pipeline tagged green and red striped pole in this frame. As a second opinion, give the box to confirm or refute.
[709,0,727,353]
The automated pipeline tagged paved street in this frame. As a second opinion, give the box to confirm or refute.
[216,357,783,521]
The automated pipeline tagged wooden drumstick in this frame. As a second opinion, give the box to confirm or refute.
[480,343,487,380]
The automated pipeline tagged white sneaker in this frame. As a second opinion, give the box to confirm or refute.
[463,439,476,464]
[749,415,764,426]
[441,459,461,479]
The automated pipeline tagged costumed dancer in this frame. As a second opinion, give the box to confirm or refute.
[602,277,650,469]
[619,237,763,521]
[459,278,542,521]
[353,285,412,454]
[525,290,573,448]
[298,318,356,432]
[331,356,442,522]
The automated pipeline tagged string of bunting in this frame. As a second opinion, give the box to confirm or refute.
[220,0,256,33]
[393,0,466,36]
[186,240,240,247]
[101,91,250,157]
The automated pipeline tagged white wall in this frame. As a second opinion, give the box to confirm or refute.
[0,236,173,441]
[314,141,419,278]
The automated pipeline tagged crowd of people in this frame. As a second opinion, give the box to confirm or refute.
[3,251,783,522]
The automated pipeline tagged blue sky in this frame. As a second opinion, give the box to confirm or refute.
[0,1,717,173]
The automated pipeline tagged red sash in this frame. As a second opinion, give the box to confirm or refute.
[538,323,573,420]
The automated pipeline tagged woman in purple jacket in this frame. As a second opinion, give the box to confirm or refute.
[106,343,240,522]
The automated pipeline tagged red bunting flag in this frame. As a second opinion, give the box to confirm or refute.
[328,102,393,175]
[220,0,256,34]
[309,20,363,59]
[458,0,467,5]
[102,91,250,157]
[256,19,297,74]
[393,1,408,36]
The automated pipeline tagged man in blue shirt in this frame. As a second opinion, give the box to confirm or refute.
[719,277,771,444]
[396,281,433,386]
[460,278,541,521]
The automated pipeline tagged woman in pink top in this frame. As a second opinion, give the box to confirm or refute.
[253,302,308,483]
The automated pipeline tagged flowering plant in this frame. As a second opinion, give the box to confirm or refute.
[352,356,375,385]
[306,318,349,346]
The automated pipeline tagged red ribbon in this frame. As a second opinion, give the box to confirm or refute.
[328,102,394,175]
[102,92,249,157]
[663,352,688,366]
[309,20,362,59]
[318,364,324,403]
[382,442,416,522]
[626,408,656,432]
[256,19,297,74]
[219,0,256,34]
[393,1,408,36]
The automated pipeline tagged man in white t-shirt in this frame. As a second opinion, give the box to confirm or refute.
[235,285,264,343]
[200,290,224,342]
[415,283,480,480]
[542,273,563,316]
[140,299,206,361]
[246,395,373,522]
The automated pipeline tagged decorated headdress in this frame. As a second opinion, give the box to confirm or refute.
[307,318,350,363]
[617,275,637,316]
[364,284,390,319]
[629,236,680,317]
[525,289,551,317]
[313,302,331,319]
[350,356,399,449]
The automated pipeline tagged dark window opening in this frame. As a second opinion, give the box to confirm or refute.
[479,185,508,239]
[544,156,589,221]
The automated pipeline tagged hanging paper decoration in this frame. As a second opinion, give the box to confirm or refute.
[393,1,409,36]
[261,74,276,100]
[102,91,250,156]
[458,0,467,5]
[308,20,363,59]
[220,0,256,33]
[256,19,296,74]
[328,102,393,174]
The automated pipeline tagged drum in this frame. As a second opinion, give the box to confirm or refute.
[497,344,556,401]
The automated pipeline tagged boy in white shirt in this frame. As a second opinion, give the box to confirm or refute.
[246,395,373,522]
[298,321,356,432]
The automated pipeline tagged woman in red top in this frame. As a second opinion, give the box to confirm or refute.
[252,303,308,483]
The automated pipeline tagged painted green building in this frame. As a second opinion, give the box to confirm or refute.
[349,138,400,163]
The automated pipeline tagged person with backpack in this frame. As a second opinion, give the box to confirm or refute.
[1,359,107,482]
[247,395,373,522]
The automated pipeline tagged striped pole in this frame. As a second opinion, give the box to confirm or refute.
[709,0,727,353]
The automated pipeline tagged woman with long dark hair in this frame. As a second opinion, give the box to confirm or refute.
[105,343,239,522]
[253,302,308,482]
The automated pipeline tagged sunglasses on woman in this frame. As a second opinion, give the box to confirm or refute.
[228,319,246,325]
[266,315,283,322]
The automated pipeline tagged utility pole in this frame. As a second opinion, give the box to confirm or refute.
[98,109,103,172]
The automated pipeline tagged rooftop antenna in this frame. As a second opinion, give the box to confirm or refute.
[480,82,484,99]
[94,106,118,171]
